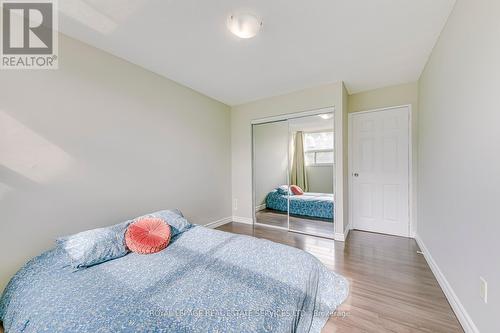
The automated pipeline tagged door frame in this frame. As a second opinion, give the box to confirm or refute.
[348,105,414,238]
[250,106,343,240]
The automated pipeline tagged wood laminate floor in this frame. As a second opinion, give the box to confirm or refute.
[217,222,463,333]
[256,209,335,238]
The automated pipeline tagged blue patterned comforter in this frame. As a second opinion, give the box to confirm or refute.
[266,190,335,220]
[0,226,347,332]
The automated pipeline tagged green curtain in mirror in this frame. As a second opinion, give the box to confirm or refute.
[290,131,309,191]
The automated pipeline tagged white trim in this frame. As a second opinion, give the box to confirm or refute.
[415,235,478,333]
[232,216,253,224]
[255,204,266,212]
[289,228,335,240]
[334,218,351,241]
[255,222,338,241]
[255,222,288,231]
[343,221,352,240]
[304,148,335,167]
[303,129,334,134]
[307,163,334,167]
[334,232,347,241]
[333,99,344,236]
[204,217,232,229]
[408,104,415,237]
[251,107,335,125]
[348,112,353,235]
[348,104,412,115]
[348,105,413,237]
[304,149,334,153]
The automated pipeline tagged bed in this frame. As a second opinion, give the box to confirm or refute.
[266,189,335,220]
[0,225,348,332]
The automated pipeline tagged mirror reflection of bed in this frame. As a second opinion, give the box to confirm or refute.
[253,111,335,239]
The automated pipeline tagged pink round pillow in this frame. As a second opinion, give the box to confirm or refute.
[125,217,171,254]
[290,185,304,195]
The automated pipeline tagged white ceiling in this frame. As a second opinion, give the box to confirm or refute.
[58,0,455,105]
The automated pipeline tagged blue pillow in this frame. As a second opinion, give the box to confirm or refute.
[57,209,191,269]
[57,220,131,269]
[146,209,193,236]
[277,185,292,195]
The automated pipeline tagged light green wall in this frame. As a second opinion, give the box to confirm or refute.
[0,34,231,291]
[348,81,418,113]
[417,0,499,331]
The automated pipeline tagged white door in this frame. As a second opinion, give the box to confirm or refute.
[350,106,410,237]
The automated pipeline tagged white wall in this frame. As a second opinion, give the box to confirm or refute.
[418,1,499,331]
[253,121,288,207]
[0,34,231,291]
[307,166,334,193]
[230,82,347,236]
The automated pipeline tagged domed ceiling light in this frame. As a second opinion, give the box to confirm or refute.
[227,13,262,39]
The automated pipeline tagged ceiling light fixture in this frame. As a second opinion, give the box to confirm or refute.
[319,114,333,120]
[227,13,262,39]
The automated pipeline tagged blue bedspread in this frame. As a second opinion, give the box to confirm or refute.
[266,190,334,220]
[0,226,348,332]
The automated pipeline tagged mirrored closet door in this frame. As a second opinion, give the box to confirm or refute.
[253,120,290,230]
[288,113,334,238]
[252,110,335,239]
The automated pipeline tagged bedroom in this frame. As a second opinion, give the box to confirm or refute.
[0,0,498,332]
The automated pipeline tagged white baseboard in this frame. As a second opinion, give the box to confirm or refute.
[415,235,478,333]
[232,216,253,225]
[333,222,351,242]
[334,232,346,241]
[204,217,232,229]
[255,204,266,212]
[340,222,352,241]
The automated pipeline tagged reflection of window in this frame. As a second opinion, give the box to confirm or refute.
[304,132,334,166]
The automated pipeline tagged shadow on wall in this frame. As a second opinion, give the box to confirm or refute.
[0,110,73,185]
[0,103,228,286]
